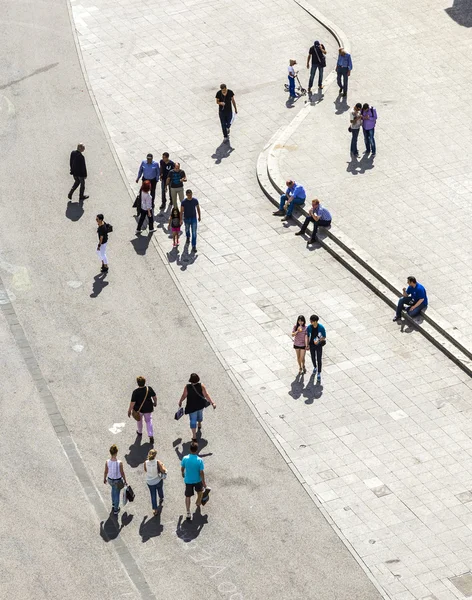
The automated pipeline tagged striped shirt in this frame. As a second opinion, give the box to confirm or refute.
[293,325,307,346]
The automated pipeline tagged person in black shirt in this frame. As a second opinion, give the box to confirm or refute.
[178,373,216,441]
[159,152,175,210]
[128,376,158,444]
[68,143,89,201]
[306,41,327,92]
[96,213,109,273]
[215,84,237,142]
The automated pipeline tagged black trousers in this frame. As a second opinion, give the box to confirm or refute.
[219,111,232,137]
[309,344,323,373]
[70,176,86,198]
[161,178,169,205]
[137,208,154,231]
[300,216,331,241]
[141,177,157,204]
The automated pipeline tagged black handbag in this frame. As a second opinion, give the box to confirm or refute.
[125,485,135,502]
[133,191,141,210]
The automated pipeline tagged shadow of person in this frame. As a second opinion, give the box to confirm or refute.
[177,243,198,271]
[346,154,375,175]
[125,434,152,467]
[130,232,153,256]
[90,272,109,298]
[139,513,164,542]
[445,0,472,26]
[288,373,305,399]
[176,510,208,542]
[211,141,234,164]
[307,90,324,106]
[173,437,209,461]
[100,511,133,542]
[65,199,84,221]
[334,94,350,115]
[302,374,324,404]
[166,246,180,264]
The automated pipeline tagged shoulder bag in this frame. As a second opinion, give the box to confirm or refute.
[132,387,149,422]
[191,383,211,408]
[133,190,142,210]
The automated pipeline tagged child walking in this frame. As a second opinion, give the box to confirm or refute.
[169,206,181,248]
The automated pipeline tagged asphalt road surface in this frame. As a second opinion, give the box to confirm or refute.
[0,0,383,598]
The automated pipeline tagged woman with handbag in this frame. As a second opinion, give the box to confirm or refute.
[128,376,157,445]
[178,373,216,442]
[144,448,167,515]
[103,444,127,515]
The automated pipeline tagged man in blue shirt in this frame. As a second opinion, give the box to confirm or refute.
[304,314,327,383]
[181,442,207,520]
[136,153,160,204]
[336,48,353,96]
[393,276,428,321]
[295,199,332,244]
[273,180,306,220]
[180,189,201,253]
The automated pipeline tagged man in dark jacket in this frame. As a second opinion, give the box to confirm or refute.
[68,144,88,200]
[307,40,327,92]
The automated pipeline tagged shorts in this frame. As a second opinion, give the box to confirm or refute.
[171,227,181,233]
[293,345,306,349]
[189,409,203,429]
[185,481,203,497]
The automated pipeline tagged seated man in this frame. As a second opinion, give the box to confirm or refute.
[273,180,306,221]
[393,276,428,322]
[295,198,331,243]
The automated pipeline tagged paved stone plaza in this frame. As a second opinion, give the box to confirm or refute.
[2,0,472,598]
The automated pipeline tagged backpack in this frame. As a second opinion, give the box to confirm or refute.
[106,223,113,233]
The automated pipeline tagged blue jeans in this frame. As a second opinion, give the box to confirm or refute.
[279,194,305,216]
[288,76,296,97]
[108,477,122,511]
[219,111,232,137]
[396,297,425,319]
[308,65,324,89]
[363,128,376,154]
[184,217,198,248]
[147,480,164,510]
[336,67,349,94]
[189,409,204,430]
[350,128,360,155]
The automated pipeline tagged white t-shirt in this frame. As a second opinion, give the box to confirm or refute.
[140,191,153,211]
[288,65,295,78]
[350,110,362,129]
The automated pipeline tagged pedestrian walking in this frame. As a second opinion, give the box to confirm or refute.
[215,83,237,142]
[393,276,428,322]
[361,103,378,156]
[178,373,216,442]
[136,180,155,234]
[169,206,181,248]
[336,48,352,96]
[349,103,363,156]
[181,442,207,521]
[305,314,326,383]
[136,153,159,203]
[307,41,326,92]
[273,180,306,220]
[68,143,89,201]
[96,213,109,273]
[287,59,297,99]
[166,162,187,209]
[180,189,201,253]
[295,199,332,244]
[128,376,158,445]
[159,152,175,210]
[103,444,127,515]
[292,315,307,374]
[144,448,167,515]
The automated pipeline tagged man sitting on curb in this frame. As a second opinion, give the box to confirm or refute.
[295,199,332,244]
[393,276,428,322]
[273,180,306,221]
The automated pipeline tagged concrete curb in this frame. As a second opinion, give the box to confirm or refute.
[258,0,472,379]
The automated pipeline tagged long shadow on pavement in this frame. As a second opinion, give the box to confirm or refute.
[212,141,234,164]
[176,510,208,542]
[125,434,152,467]
[139,513,164,542]
[65,199,84,221]
[176,244,198,271]
[334,94,350,115]
[130,232,154,256]
[346,154,375,175]
[90,272,108,298]
[100,511,133,542]
[173,436,209,461]
[445,0,472,26]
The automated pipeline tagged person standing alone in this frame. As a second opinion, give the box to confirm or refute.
[96,213,109,273]
[68,143,89,201]
[128,375,158,445]
[336,48,353,96]
[307,41,326,92]
[215,84,237,142]
[136,153,160,204]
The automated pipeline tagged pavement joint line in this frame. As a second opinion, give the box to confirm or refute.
[0,282,156,596]
[257,0,472,381]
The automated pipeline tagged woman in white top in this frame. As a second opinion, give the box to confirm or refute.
[350,102,363,157]
[136,180,155,234]
[144,448,167,515]
[103,444,127,515]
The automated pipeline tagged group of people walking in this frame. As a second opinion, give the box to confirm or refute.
[105,373,216,521]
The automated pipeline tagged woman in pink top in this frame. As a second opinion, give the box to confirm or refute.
[292,315,307,374]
